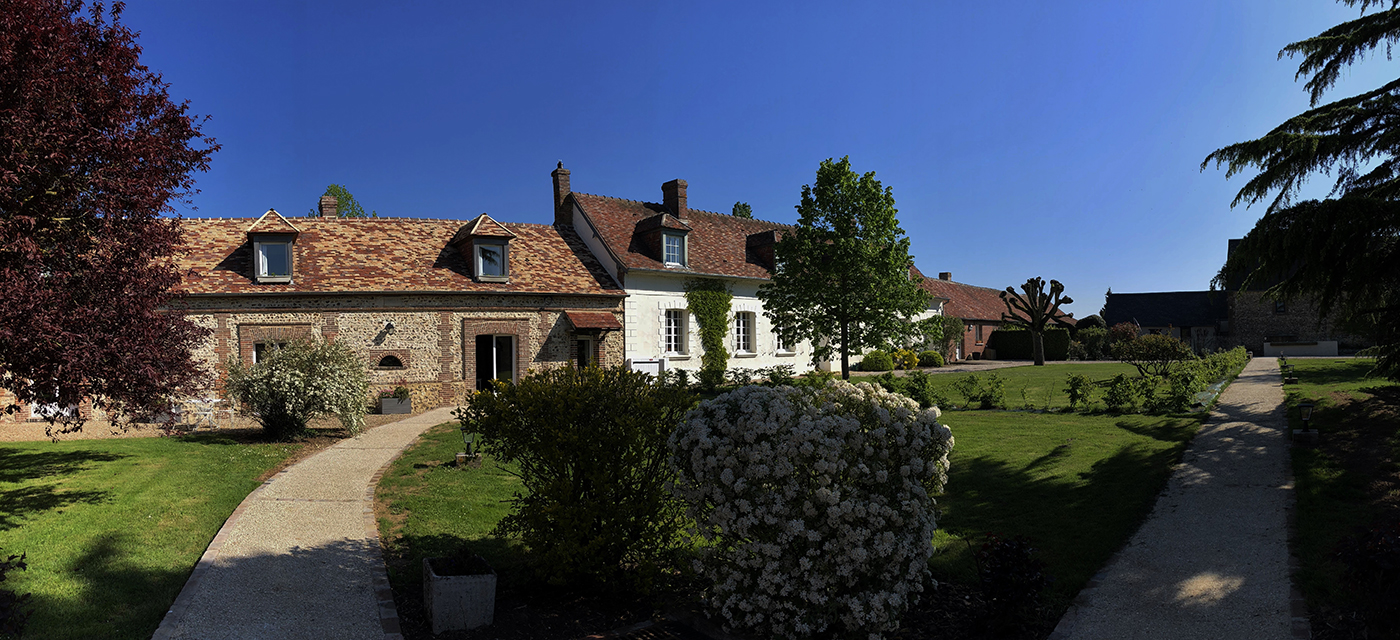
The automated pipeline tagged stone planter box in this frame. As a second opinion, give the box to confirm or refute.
[423,556,495,634]
[379,398,411,414]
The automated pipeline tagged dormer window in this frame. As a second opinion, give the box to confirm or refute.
[664,232,686,266]
[255,238,293,283]
[476,242,508,280]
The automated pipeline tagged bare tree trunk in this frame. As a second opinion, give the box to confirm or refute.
[840,320,850,379]
[1033,330,1046,366]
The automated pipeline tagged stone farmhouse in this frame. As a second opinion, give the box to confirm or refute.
[170,201,626,410]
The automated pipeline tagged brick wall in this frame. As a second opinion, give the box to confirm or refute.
[1228,291,1371,353]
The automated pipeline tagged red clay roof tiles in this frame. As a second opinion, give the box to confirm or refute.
[564,310,623,330]
[176,217,623,296]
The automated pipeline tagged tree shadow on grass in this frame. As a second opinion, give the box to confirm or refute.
[0,448,124,531]
[1113,417,1197,444]
[0,448,125,484]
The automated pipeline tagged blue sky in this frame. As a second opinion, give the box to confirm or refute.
[121,1,1393,317]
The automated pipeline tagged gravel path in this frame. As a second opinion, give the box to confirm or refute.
[151,407,457,640]
[1048,357,1305,640]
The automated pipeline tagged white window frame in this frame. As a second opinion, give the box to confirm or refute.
[475,241,509,282]
[253,238,293,283]
[253,341,288,364]
[575,336,595,368]
[664,309,687,355]
[775,327,795,355]
[663,233,686,267]
[734,312,755,355]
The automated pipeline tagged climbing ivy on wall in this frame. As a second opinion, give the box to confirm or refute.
[684,279,733,374]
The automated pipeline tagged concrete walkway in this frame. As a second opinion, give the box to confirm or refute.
[1049,357,1305,640]
[152,407,457,640]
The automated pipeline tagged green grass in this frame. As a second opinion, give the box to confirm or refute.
[379,409,1204,622]
[1282,358,1400,612]
[0,434,307,640]
[871,363,1160,410]
[928,411,1200,610]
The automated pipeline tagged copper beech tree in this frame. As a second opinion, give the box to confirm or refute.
[0,0,218,432]
[1000,277,1074,366]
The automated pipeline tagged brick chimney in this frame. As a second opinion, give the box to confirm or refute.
[662,179,687,219]
[318,195,338,218]
[939,272,953,281]
[552,162,571,227]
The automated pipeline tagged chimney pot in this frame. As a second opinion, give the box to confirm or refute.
[552,163,572,227]
[319,195,338,218]
[662,179,688,219]
[939,272,952,281]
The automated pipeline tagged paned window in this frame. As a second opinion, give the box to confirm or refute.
[663,233,685,266]
[255,240,292,282]
[576,337,595,368]
[476,243,507,279]
[664,309,687,355]
[475,334,515,390]
[735,312,754,354]
[775,327,794,354]
[975,325,984,343]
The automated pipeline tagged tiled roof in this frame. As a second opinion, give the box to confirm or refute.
[246,209,301,235]
[564,310,622,330]
[1103,291,1228,328]
[920,277,1009,322]
[176,217,624,296]
[570,192,790,280]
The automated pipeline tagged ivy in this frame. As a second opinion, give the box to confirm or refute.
[684,279,733,374]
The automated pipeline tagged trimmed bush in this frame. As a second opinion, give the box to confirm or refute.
[986,327,1071,361]
[861,349,895,372]
[457,366,695,587]
[669,382,954,639]
[1077,327,1109,360]
[918,350,944,368]
[1067,341,1088,361]
[1075,314,1107,332]
[893,349,919,370]
[1113,334,1194,378]
[223,339,370,440]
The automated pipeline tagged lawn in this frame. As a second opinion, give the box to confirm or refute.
[377,405,1204,635]
[0,433,309,640]
[865,362,1160,410]
[1281,358,1400,635]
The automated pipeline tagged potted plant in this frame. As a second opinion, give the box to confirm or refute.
[379,386,411,414]
[423,553,495,633]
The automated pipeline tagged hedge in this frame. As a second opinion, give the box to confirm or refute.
[986,327,1071,361]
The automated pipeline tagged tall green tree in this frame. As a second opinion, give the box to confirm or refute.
[731,201,753,218]
[1204,0,1400,377]
[1000,277,1074,366]
[758,157,930,379]
[308,184,376,218]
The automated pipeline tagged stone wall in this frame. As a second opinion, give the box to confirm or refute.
[1227,292,1371,354]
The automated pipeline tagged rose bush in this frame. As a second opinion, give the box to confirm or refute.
[668,381,954,639]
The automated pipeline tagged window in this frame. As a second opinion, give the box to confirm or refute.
[734,312,754,354]
[975,325,984,343]
[663,233,685,266]
[377,355,404,369]
[475,334,515,390]
[775,327,794,354]
[664,309,687,355]
[254,239,292,282]
[576,337,595,368]
[1274,300,1287,314]
[476,242,508,280]
[253,341,287,364]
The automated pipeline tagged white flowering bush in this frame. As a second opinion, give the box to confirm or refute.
[223,339,369,439]
[668,380,954,639]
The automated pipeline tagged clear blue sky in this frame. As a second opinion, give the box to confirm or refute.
[121,1,1393,317]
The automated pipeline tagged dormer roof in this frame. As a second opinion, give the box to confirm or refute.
[635,212,692,234]
[459,213,517,240]
[245,209,301,236]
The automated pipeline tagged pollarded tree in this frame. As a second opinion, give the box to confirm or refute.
[1204,0,1400,378]
[0,1,218,433]
[1000,277,1074,366]
[758,157,930,379]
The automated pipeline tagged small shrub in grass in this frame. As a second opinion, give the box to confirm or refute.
[1113,334,1194,379]
[976,533,1051,634]
[903,370,944,409]
[699,368,726,391]
[1104,374,1140,413]
[0,552,29,638]
[861,350,894,372]
[1165,363,1207,412]
[1336,518,1400,636]
[727,367,755,386]
[224,339,370,440]
[794,369,838,389]
[982,373,1007,409]
[669,382,954,640]
[918,350,944,368]
[1067,341,1088,361]
[457,366,695,588]
[951,374,983,409]
[1065,373,1094,411]
[761,364,795,387]
[892,349,919,370]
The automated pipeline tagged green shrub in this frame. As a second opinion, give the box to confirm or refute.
[986,327,1072,360]
[456,366,694,588]
[727,367,755,386]
[918,350,944,368]
[892,349,919,370]
[1065,373,1094,411]
[1165,362,1207,413]
[1078,327,1109,360]
[698,368,725,391]
[793,369,838,388]
[951,374,983,408]
[1067,341,1088,361]
[982,372,1007,409]
[760,364,795,386]
[224,339,370,440]
[1075,314,1107,332]
[1199,347,1249,382]
[902,370,946,409]
[1108,322,1139,345]
[1104,374,1140,412]
[861,350,894,372]
[1113,334,1195,378]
